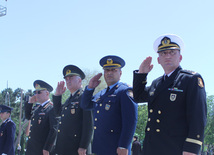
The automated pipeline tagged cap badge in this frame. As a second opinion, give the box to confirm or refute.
[35,84,41,90]
[107,58,113,65]
[66,69,71,75]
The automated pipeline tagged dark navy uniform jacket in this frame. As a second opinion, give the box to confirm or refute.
[133,66,207,155]
[80,82,138,155]
[25,100,58,155]
[53,89,93,155]
[0,118,16,155]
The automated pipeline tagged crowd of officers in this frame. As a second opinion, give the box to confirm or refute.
[0,34,207,155]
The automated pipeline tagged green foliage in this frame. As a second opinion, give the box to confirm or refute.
[134,104,148,142]
[204,95,214,145]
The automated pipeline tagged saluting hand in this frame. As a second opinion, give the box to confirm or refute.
[88,73,102,89]
[138,56,154,74]
[55,81,66,96]
[29,96,37,103]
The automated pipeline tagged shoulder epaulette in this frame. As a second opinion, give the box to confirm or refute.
[180,69,197,75]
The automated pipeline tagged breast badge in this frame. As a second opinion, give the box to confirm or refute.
[170,93,177,101]
[105,104,111,110]
[71,108,75,114]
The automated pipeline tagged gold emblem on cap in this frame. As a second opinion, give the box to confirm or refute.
[66,69,71,75]
[107,58,113,64]
[198,77,204,88]
[158,37,180,52]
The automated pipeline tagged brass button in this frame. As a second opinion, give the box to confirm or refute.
[100,104,102,107]
[94,126,97,129]
[65,107,67,110]
[29,136,31,139]
[95,118,97,121]
[111,130,114,132]
[156,119,160,123]
[62,114,64,117]
[58,130,60,132]
[156,129,160,132]
[149,109,153,113]
[97,110,100,114]
[74,134,77,137]
[59,122,62,124]
[197,135,200,138]
[148,118,151,121]
[158,110,161,114]
[147,127,150,131]
[32,118,34,121]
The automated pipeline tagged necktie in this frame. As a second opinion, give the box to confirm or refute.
[105,87,110,94]
[164,75,169,81]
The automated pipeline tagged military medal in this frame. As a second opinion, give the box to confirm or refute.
[105,104,111,110]
[170,93,177,101]
[71,108,75,114]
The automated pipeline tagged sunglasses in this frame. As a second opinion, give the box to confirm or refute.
[33,90,44,95]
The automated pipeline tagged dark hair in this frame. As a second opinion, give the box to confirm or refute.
[134,136,138,140]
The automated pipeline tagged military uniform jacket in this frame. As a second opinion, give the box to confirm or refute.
[133,66,207,155]
[53,89,93,155]
[80,82,138,155]
[0,118,16,155]
[25,100,58,155]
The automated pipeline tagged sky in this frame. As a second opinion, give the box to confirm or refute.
[0,0,214,96]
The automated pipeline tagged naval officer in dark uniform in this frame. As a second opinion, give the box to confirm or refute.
[53,65,93,155]
[80,55,138,155]
[25,80,59,155]
[133,34,207,155]
[0,105,16,155]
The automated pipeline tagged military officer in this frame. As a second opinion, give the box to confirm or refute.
[53,65,93,155]
[25,80,59,155]
[0,105,16,155]
[80,55,138,155]
[133,34,207,155]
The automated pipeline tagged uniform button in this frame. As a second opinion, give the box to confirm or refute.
[100,104,102,107]
[94,126,96,130]
[95,118,97,121]
[32,118,34,121]
[147,127,150,131]
[111,130,114,132]
[58,130,60,132]
[156,129,160,132]
[31,125,32,127]
[59,122,62,124]
[197,135,200,138]
[108,100,111,103]
[156,119,160,123]
[158,110,161,114]
[62,114,64,117]
[29,136,31,139]
[148,118,151,121]
[97,110,99,113]
[149,109,153,113]
[74,134,77,137]
[65,107,67,110]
